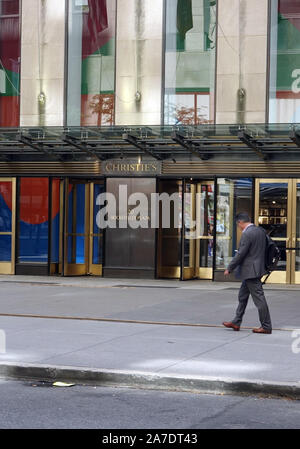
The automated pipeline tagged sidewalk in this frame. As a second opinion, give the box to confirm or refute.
[0,275,300,398]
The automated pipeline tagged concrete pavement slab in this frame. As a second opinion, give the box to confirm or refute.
[1,281,300,330]
[0,315,298,384]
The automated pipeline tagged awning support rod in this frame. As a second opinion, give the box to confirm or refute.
[171,132,209,160]
[122,133,163,161]
[237,131,269,161]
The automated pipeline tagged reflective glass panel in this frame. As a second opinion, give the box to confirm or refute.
[0,234,11,261]
[51,179,61,264]
[184,183,194,268]
[67,182,86,264]
[158,180,182,270]
[67,235,85,264]
[164,0,216,124]
[269,0,300,122]
[68,183,85,235]
[199,183,214,268]
[92,182,104,265]
[92,236,102,265]
[216,178,253,270]
[18,178,49,263]
[258,182,288,271]
[0,0,21,126]
[67,0,116,126]
[0,181,12,232]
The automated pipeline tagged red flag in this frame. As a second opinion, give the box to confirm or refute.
[0,17,20,72]
[279,0,300,32]
[82,0,109,58]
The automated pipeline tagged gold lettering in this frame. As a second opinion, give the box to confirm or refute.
[104,160,159,174]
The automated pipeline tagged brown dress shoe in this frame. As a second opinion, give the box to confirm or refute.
[222,321,240,331]
[252,327,272,334]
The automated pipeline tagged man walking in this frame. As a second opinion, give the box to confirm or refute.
[223,212,272,334]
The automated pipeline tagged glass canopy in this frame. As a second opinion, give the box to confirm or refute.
[0,124,299,161]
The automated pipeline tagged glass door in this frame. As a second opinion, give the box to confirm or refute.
[64,179,88,275]
[50,178,64,275]
[290,180,300,284]
[89,181,104,275]
[255,179,291,283]
[157,180,182,278]
[182,181,196,280]
[195,182,214,279]
[0,178,16,274]
[182,180,214,280]
[64,179,104,276]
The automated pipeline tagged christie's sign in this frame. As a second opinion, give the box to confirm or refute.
[102,160,161,175]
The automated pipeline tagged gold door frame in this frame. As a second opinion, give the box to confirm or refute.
[63,179,103,276]
[50,179,64,275]
[64,179,89,275]
[157,179,214,280]
[182,183,196,280]
[182,180,214,280]
[0,178,16,275]
[255,179,292,284]
[195,181,214,280]
[290,179,300,284]
[89,181,103,276]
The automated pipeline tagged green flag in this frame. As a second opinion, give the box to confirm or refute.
[177,0,193,40]
[204,0,212,50]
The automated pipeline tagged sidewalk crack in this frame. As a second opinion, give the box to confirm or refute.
[38,327,158,364]
[155,332,253,373]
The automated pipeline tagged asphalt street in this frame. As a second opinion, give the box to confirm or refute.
[0,379,300,429]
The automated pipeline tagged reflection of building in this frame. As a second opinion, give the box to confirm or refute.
[1,1,300,284]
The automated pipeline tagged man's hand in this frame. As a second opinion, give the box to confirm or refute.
[224,269,230,277]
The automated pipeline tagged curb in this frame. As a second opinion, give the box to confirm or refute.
[1,362,300,399]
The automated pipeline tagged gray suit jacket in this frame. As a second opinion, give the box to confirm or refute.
[227,225,267,280]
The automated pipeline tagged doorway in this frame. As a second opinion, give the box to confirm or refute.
[157,180,182,278]
[182,180,215,280]
[157,179,215,280]
[255,179,300,284]
[63,179,104,276]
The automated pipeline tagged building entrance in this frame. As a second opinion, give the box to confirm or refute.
[157,179,214,280]
[256,179,300,284]
[182,180,214,280]
[63,179,104,276]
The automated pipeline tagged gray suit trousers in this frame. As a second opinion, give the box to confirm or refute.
[232,278,272,331]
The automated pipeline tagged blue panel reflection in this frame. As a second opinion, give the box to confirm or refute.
[0,193,12,232]
[19,221,49,263]
[0,235,11,262]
